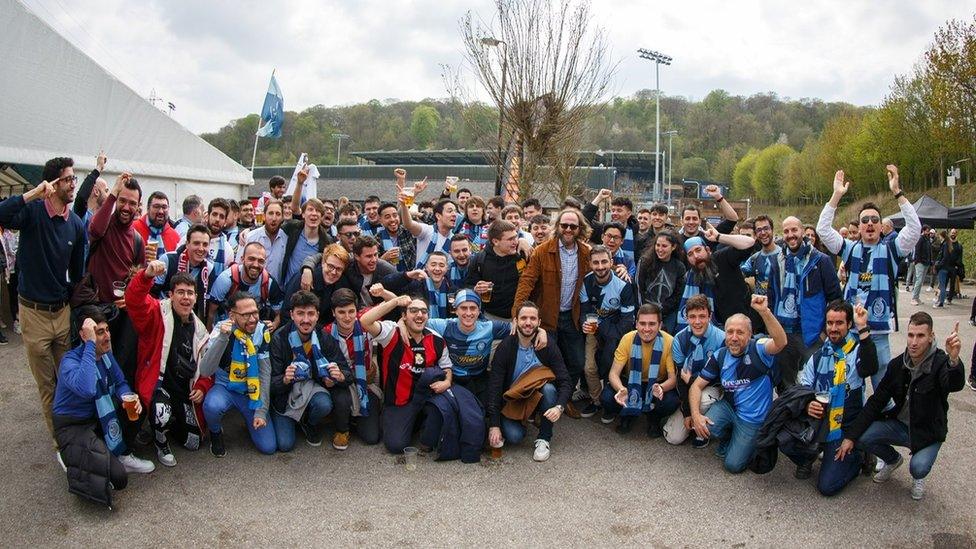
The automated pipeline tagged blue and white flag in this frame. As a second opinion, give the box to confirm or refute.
[256,74,284,138]
[284,153,319,206]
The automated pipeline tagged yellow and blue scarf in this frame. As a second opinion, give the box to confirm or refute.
[826,334,856,442]
[228,325,269,410]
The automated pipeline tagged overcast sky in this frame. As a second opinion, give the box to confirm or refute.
[22,0,976,135]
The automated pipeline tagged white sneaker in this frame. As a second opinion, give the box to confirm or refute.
[56,451,66,472]
[873,454,904,483]
[532,439,551,462]
[156,442,177,467]
[119,453,156,474]
[911,478,925,500]
[13,320,20,334]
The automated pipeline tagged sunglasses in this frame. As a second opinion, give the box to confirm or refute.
[860,215,880,224]
[559,223,579,230]
[340,231,361,238]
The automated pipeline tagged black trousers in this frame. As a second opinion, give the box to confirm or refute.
[331,388,382,445]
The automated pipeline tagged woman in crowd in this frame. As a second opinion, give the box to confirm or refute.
[636,230,686,333]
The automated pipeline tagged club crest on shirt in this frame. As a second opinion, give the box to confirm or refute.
[414,352,425,366]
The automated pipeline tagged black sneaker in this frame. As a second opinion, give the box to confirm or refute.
[210,430,226,458]
[692,436,709,449]
[580,402,600,418]
[615,416,634,434]
[794,462,813,479]
[600,408,617,425]
[967,377,976,392]
[646,421,663,439]
[301,421,323,447]
[0,331,8,345]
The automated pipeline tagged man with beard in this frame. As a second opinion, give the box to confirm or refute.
[269,290,350,451]
[585,189,646,264]
[87,173,146,407]
[239,199,287,284]
[398,172,458,269]
[255,176,287,222]
[740,215,780,298]
[223,200,241,256]
[817,166,921,387]
[579,245,637,420]
[664,295,725,447]
[173,195,204,242]
[206,242,284,331]
[375,201,416,273]
[382,252,454,319]
[782,300,877,495]
[487,301,570,462]
[133,191,180,260]
[464,220,527,321]
[689,295,787,473]
[238,200,256,231]
[200,292,276,456]
[674,227,757,333]
[359,294,454,454]
[837,313,965,500]
[448,234,472,288]
[281,244,350,325]
[358,195,383,237]
[603,304,678,438]
[204,198,232,276]
[153,224,213,320]
[769,216,842,387]
[676,185,739,250]
[127,262,213,467]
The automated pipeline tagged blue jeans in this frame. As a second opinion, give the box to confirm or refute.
[501,383,558,443]
[857,419,943,479]
[705,399,761,474]
[555,311,585,392]
[937,269,952,306]
[600,384,680,423]
[781,438,863,496]
[203,384,277,455]
[911,263,928,301]
[870,333,891,391]
[270,391,334,452]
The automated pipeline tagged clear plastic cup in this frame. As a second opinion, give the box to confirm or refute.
[403,447,418,471]
[121,393,139,421]
[112,281,127,298]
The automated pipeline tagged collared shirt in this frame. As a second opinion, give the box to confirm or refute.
[240,226,288,284]
[558,239,579,312]
[45,198,70,220]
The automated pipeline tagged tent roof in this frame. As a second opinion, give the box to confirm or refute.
[889,195,972,230]
[0,0,252,187]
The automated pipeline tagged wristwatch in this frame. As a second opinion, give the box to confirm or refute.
[556,404,565,412]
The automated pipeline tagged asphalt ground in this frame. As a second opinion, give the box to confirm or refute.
[0,286,974,547]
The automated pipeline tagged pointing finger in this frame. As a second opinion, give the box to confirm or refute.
[953,321,959,334]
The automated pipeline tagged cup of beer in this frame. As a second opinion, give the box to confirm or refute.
[480,282,494,303]
[446,176,459,194]
[585,313,599,334]
[121,393,140,421]
[490,439,503,460]
[112,281,127,299]
[815,391,830,405]
[256,211,265,225]
[403,187,416,207]
[145,241,159,263]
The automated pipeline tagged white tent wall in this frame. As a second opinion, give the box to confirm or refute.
[0,0,253,202]
[77,171,245,217]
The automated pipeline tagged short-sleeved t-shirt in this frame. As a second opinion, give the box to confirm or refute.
[427,318,510,378]
[613,331,675,383]
[285,232,319,283]
[671,324,726,377]
[699,339,775,424]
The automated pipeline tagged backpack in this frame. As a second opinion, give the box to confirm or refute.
[228,263,270,302]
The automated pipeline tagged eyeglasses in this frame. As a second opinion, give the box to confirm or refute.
[755,226,772,233]
[323,262,344,273]
[57,175,78,184]
[406,307,429,315]
[559,223,579,230]
[860,215,880,224]
[233,310,259,318]
[603,234,622,241]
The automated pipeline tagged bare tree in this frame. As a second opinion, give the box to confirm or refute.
[452,0,617,203]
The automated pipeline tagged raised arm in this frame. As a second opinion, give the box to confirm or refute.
[705,185,738,222]
[360,294,411,337]
[887,165,920,256]
[74,152,105,217]
[703,225,754,250]
[817,170,848,255]
[751,295,787,355]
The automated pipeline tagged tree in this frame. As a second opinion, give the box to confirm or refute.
[410,105,441,149]
[731,149,760,199]
[678,157,710,180]
[751,143,796,202]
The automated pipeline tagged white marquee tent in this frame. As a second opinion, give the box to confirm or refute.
[0,0,252,207]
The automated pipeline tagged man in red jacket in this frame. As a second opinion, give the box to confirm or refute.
[125,260,213,467]
[133,191,181,260]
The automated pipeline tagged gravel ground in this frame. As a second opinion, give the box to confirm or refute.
[1,287,974,547]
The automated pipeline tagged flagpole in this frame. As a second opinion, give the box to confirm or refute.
[250,69,276,173]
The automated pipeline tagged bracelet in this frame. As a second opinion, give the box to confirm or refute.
[858,327,870,335]
[716,196,725,203]
[894,191,904,199]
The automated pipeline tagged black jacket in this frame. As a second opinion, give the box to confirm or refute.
[845,347,966,453]
[751,385,821,474]
[280,264,351,326]
[935,241,963,274]
[53,414,117,508]
[269,321,350,415]
[709,245,759,329]
[636,255,686,316]
[487,334,570,428]
[301,252,396,309]
[913,235,934,265]
[463,246,525,318]
[280,219,333,282]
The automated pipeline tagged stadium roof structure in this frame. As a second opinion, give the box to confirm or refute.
[0,0,252,202]
[351,150,658,169]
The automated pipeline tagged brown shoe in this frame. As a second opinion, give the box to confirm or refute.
[564,401,582,419]
[332,431,350,451]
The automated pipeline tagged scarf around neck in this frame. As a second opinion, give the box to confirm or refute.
[622,333,664,416]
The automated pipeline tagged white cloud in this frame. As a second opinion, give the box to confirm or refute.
[21,0,976,134]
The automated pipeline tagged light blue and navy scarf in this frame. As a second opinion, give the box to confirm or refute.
[377,227,406,272]
[620,225,635,262]
[449,264,467,289]
[775,242,811,332]
[329,320,370,416]
[676,270,717,333]
[622,334,664,416]
[416,229,454,269]
[288,328,334,383]
[427,277,451,319]
[94,354,126,456]
[844,241,896,332]
[458,220,489,251]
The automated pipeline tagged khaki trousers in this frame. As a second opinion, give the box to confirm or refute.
[20,303,71,439]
